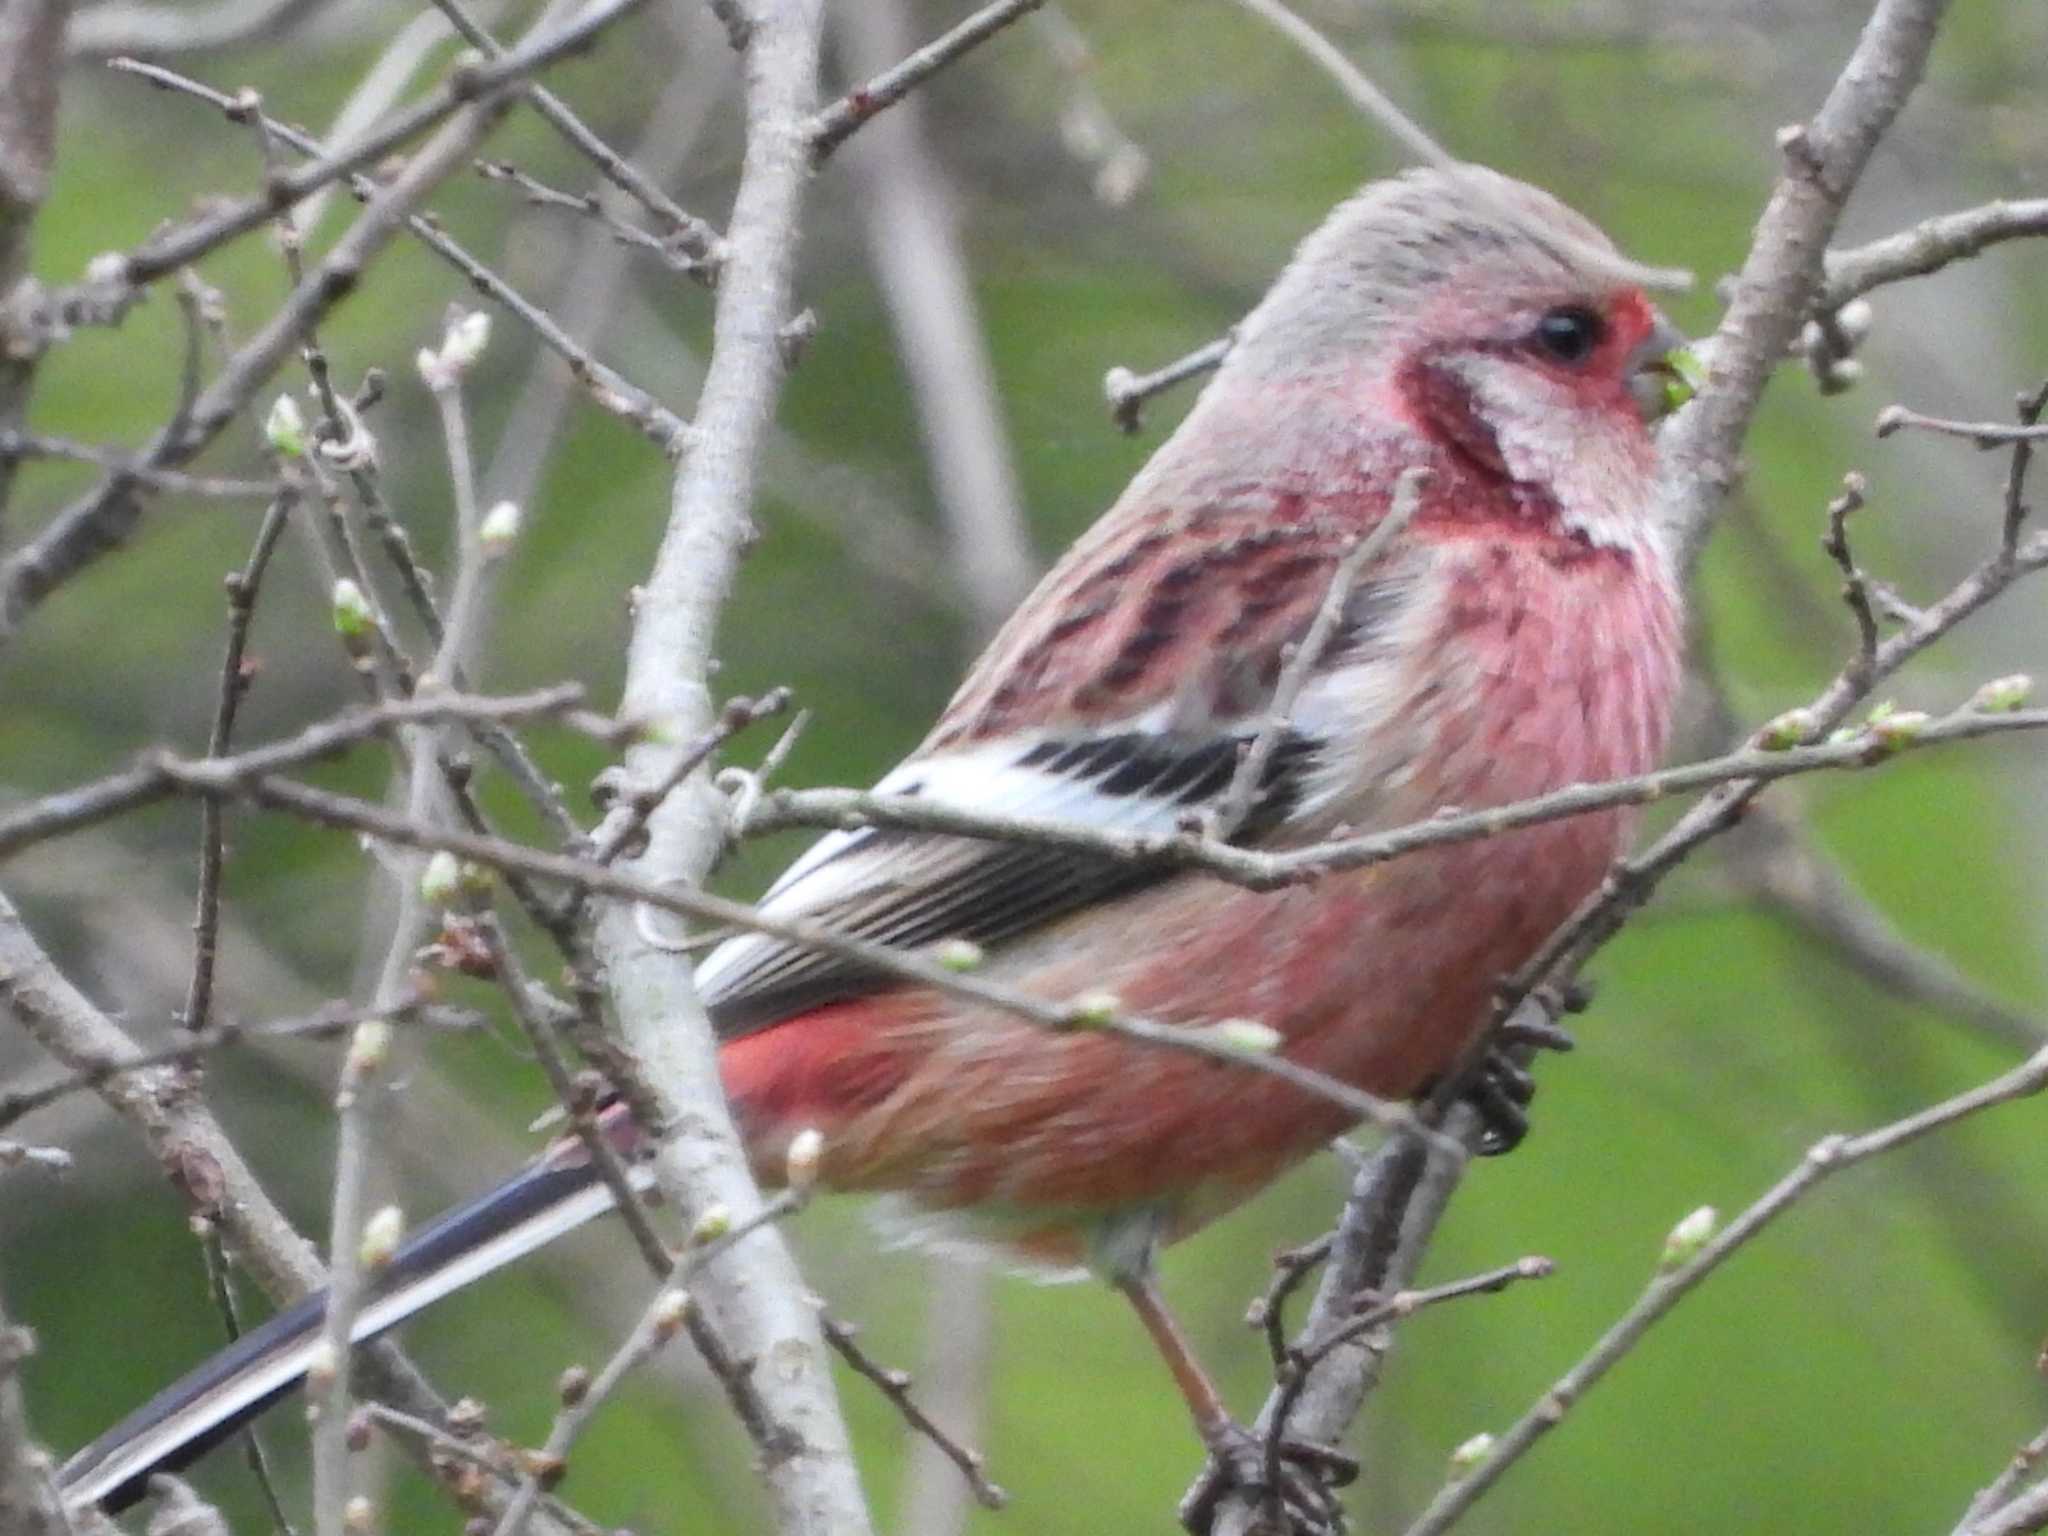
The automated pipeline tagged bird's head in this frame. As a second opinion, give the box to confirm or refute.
[1221,165,1694,552]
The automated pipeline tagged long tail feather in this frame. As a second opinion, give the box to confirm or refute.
[59,1152,649,1513]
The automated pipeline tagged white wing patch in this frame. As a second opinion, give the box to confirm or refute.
[692,722,1320,1030]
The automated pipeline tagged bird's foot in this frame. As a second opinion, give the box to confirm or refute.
[1179,1417,1356,1536]
[1462,1016,1576,1157]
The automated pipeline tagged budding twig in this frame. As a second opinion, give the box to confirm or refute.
[822,1319,1008,1510]
[1400,1041,2048,1536]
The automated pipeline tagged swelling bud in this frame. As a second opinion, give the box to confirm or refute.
[264,394,306,457]
[419,850,463,908]
[785,1127,825,1193]
[330,579,373,640]
[1449,1432,1495,1473]
[1660,1205,1718,1270]
[359,1206,403,1271]
[1203,1018,1282,1054]
[1064,990,1122,1029]
[478,500,522,558]
[1970,674,2033,713]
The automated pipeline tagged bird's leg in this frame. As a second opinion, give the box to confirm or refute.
[1460,1014,1577,1156]
[1118,1274,1355,1535]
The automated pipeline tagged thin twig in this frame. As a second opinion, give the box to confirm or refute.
[1249,1235,1333,1371]
[745,690,2048,890]
[1821,197,2048,310]
[112,58,692,454]
[196,1225,298,1536]
[822,1318,1007,1510]
[0,682,606,855]
[588,689,792,869]
[109,0,659,284]
[0,433,278,498]
[807,0,1048,161]
[425,0,728,273]
[1400,1042,2048,1536]
[0,994,478,1134]
[1818,472,1877,686]
[471,914,672,1277]
[1998,383,2048,557]
[1104,335,1234,435]
[1875,404,2048,449]
[1217,0,1688,292]
[0,96,519,641]
[1213,467,1425,839]
[1265,1256,1553,1478]
[1955,1423,2048,1535]
[360,1404,607,1536]
[488,1191,808,1536]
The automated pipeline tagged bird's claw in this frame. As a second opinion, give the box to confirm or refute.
[1179,1417,1355,1536]
[1463,1018,1576,1156]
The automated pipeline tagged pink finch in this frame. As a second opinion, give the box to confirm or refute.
[62,165,1689,1516]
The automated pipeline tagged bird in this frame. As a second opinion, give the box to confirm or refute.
[60,164,1692,1520]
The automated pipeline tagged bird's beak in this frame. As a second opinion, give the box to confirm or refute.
[1626,316,1702,424]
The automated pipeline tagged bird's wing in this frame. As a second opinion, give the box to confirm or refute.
[698,493,1428,1040]
[697,725,1319,1035]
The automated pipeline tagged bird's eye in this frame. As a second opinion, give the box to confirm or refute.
[1533,305,1605,364]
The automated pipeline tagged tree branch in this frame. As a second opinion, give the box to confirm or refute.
[1821,197,2048,310]
[1400,1040,2048,1536]
[1655,0,1954,561]
[583,2,874,1532]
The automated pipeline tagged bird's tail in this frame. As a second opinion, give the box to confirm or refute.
[58,1135,651,1514]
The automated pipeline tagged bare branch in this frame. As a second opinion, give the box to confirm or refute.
[0,682,603,856]
[0,993,476,1134]
[822,1318,1007,1512]
[0,744,1444,1145]
[67,0,327,60]
[0,886,565,1530]
[1400,1041,2048,1536]
[1821,198,2048,310]
[1960,1481,2048,1536]
[184,491,294,1036]
[426,0,728,274]
[1656,0,1954,561]
[1875,404,2048,448]
[0,0,71,532]
[0,1310,68,1536]
[1104,334,1234,434]
[807,0,1049,161]
[111,0,658,285]
[582,1,875,1531]
[0,431,277,498]
[0,97,516,642]
[107,59,691,451]
[484,1182,810,1536]
[747,692,2048,892]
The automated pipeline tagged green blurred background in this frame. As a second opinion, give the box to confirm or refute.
[4,1,2047,1532]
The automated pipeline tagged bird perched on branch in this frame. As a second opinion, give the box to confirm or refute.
[62,165,1693,1524]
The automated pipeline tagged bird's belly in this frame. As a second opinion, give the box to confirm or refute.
[720,810,1623,1274]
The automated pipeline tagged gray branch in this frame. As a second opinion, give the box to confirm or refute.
[586,2,874,1533]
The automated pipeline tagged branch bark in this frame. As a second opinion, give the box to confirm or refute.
[0,1298,64,1536]
[0,885,571,1533]
[0,0,70,533]
[1657,0,1954,561]
[586,2,873,1533]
